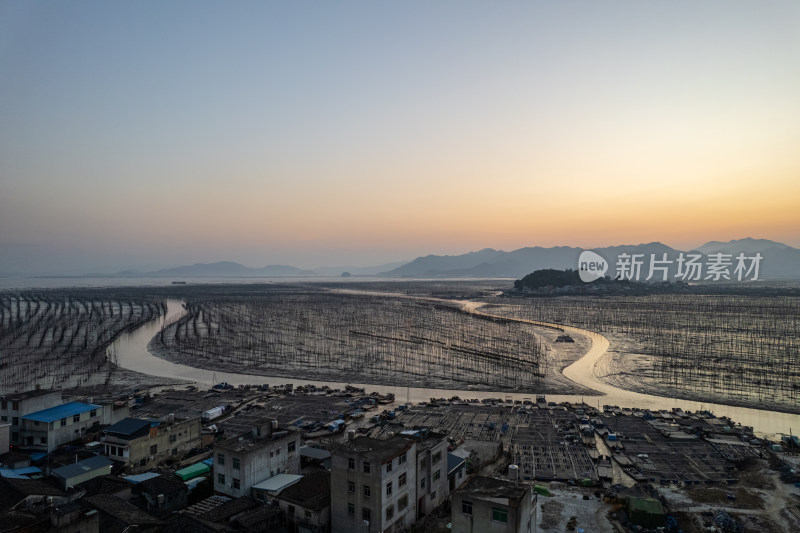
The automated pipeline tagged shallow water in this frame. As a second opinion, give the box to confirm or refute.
[111,299,799,438]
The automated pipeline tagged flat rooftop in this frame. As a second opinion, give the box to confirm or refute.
[339,436,415,464]
[457,475,529,504]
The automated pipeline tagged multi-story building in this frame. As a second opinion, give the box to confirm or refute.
[0,389,62,446]
[102,416,201,472]
[213,418,300,498]
[331,435,417,533]
[450,476,535,533]
[18,402,103,452]
[406,429,449,518]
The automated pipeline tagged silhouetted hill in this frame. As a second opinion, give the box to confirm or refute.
[141,262,316,277]
[382,239,800,280]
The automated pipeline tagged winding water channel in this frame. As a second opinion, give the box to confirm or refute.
[110,298,799,437]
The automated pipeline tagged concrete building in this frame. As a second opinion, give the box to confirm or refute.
[0,389,62,446]
[102,416,201,473]
[18,402,103,452]
[450,476,535,533]
[51,456,113,490]
[331,435,417,533]
[213,418,300,498]
[0,422,9,454]
[405,429,449,518]
[276,471,331,533]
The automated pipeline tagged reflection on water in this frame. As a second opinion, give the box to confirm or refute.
[111,300,799,437]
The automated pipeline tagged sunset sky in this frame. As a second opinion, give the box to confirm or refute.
[1,1,799,274]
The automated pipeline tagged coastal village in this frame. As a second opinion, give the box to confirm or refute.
[1,383,799,532]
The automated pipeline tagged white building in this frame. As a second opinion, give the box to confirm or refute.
[18,402,103,452]
[0,389,62,446]
[213,418,300,498]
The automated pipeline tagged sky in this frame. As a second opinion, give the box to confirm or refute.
[1,1,799,274]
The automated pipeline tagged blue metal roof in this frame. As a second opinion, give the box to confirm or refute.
[22,402,101,423]
[123,472,161,484]
[0,469,28,479]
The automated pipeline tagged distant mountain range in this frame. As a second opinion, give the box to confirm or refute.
[13,238,796,281]
[96,259,409,278]
[381,238,800,280]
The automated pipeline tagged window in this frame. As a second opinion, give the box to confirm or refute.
[305,510,312,519]
[172,448,177,455]
[421,477,426,488]
[420,458,426,468]
[399,473,407,487]
[256,492,264,501]
[432,451,442,464]
[11,416,18,425]
[288,441,296,453]
[347,503,355,517]
[233,458,240,470]
[492,507,508,523]
[348,457,355,470]
[233,478,240,490]
[462,501,473,515]
[288,505,295,517]
[12,401,19,410]
[363,461,371,473]
[398,495,408,510]
[386,504,394,520]
[60,418,67,427]
[386,461,392,473]
[386,482,392,496]
[150,445,157,455]
[0,416,5,422]
[90,409,97,417]
[40,437,46,444]
[217,473,225,484]
[275,448,280,455]
[362,508,371,522]
[169,434,176,443]
[433,469,441,481]
[1,400,5,409]
[348,482,355,493]
[399,453,407,464]
[34,420,39,426]
[217,453,225,465]
[363,485,371,497]
[431,490,437,500]
[73,414,80,423]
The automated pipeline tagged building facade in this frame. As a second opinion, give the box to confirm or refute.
[18,402,103,452]
[0,389,62,446]
[450,476,535,533]
[410,430,449,518]
[103,416,201,473]
[330,436,417,533]
[213,418,300,498]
